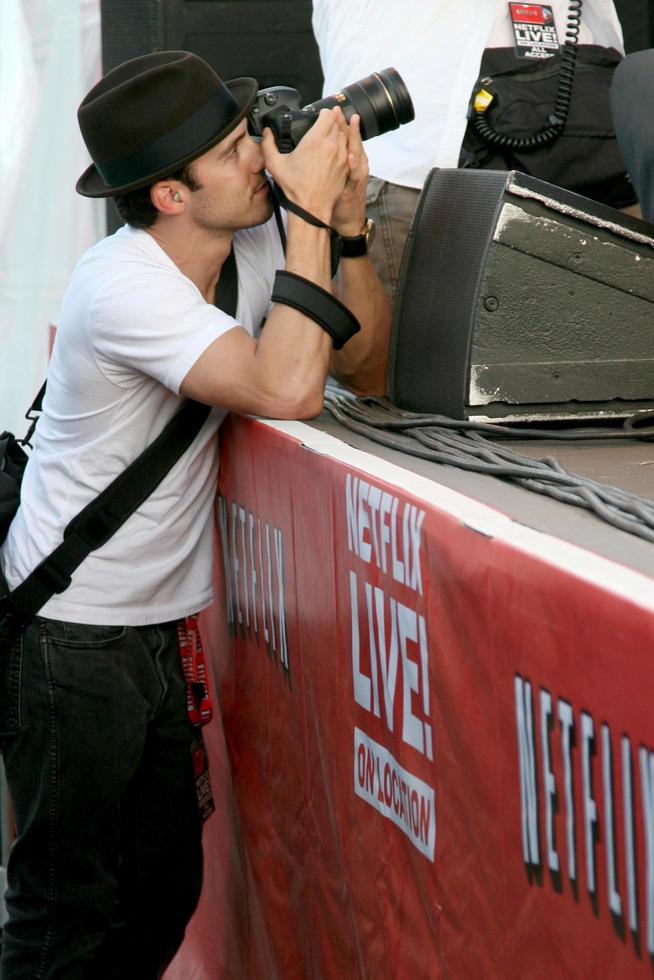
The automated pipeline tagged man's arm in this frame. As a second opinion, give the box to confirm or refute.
[180,109,348,419]
[330,243,391,396]
[329,114,392,396]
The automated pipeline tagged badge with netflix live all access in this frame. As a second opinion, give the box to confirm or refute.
[509,4,559,59]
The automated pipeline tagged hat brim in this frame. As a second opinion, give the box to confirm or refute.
[76,77,259,199]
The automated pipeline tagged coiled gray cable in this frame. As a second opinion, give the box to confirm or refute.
[323,391,654,544]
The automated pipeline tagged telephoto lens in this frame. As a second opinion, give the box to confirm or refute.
[304,68,415,140]
[249,68,415,152]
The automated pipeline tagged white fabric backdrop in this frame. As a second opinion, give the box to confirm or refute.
[0,0,104,434]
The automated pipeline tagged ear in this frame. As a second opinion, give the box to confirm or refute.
[150,181,184,216]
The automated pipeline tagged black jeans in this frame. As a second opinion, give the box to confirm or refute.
[0,616,204,979]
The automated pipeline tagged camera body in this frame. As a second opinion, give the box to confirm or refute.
[248,68,415,153]
[248,86,320,153]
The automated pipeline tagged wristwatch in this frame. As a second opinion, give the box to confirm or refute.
[340,218,376,258]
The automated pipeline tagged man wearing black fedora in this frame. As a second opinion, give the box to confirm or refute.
[0,50,390,977]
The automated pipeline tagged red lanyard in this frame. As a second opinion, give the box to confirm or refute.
[177,614,214,727]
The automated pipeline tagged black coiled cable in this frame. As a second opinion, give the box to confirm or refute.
[472,0,582,151]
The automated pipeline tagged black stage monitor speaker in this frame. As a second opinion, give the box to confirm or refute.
[388,169,654,422]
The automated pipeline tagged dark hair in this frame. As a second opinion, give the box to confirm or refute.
[112,161,200,229]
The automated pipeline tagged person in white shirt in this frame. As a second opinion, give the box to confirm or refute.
[312,0,625,297]
[0,50,390,978]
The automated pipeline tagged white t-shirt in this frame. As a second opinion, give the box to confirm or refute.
[1,217,284,626]
[312,0,624,189]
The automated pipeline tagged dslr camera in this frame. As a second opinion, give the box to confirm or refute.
[248,67,415,153]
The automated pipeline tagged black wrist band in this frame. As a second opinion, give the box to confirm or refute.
[271,270,361,350]
[272,183,343,278]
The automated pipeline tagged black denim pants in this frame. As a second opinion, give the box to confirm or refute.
[0,616,204,979]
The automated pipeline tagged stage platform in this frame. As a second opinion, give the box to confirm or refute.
[311,411,654,576]
[167,410,654,980]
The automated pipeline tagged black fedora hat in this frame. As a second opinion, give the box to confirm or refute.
[76,50,258,198]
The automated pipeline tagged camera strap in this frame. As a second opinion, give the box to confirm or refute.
[214,182,287,317]
[271,182,342,277]
[271,186,287,252]
[2,397,211,624]
[214,246,238,316]
[3,202,286,627]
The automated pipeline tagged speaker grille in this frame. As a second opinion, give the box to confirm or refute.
[389,169,509,417]
[101,0,163,72]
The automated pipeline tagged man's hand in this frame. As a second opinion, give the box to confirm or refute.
[262,107,349,225]
[330,113,369,237]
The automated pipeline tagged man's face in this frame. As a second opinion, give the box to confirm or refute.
[183,119,273,233]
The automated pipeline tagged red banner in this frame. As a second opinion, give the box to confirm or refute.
[168,415,654,979]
